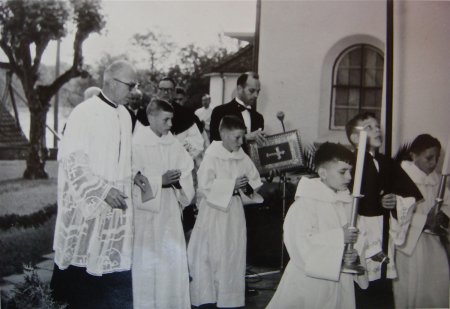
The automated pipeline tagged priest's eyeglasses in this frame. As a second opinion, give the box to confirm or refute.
[114,78,140,91]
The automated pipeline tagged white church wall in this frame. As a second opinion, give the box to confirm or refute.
[392,1,450,158]
[258,0,449,158]
[208,73,240,109]
[258,0,385,146]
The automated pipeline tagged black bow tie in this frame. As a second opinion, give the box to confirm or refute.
[236,103,251,112]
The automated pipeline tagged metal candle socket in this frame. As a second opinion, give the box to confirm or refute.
[341,194,366,275]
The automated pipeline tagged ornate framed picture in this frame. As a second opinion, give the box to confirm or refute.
[248,130,304,176]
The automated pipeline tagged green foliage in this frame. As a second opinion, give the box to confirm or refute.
[0,216,55,277]
[5,265,67,309]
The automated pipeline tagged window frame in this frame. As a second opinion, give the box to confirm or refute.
[329,44,384,130]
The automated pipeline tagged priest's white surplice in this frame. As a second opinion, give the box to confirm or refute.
[187,141,263,308]
[131,122,194,309]
[267,177,368,309]
[54,95,133,276]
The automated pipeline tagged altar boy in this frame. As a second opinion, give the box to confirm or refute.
[345,112,422,308]
[188,115,263,308]
[267,142,368,309]
[131,99,195,308]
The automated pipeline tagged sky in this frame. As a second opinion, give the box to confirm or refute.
[41,0,257,67]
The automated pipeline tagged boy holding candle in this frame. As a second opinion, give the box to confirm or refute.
[345,112,423,308]
[267,142,368,309]
[393,134,449,308]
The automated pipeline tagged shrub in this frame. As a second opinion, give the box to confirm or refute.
[3,265,67,309]
[0,204,57,231]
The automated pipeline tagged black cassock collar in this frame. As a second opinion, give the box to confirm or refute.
[98,92,118,108]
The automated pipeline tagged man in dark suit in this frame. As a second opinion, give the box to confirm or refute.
[210,72,266,146]
[157,77,204,137]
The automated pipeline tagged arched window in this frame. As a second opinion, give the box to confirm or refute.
[330,44,384,129]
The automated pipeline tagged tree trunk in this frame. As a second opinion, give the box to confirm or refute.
[23,104,49,179]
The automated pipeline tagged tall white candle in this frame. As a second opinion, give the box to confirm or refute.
[442,136,450,175]
[352,130,367,196]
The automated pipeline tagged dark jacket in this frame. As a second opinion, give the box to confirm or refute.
[209,99,264,142]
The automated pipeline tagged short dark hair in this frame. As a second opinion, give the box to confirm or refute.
[237,72,259,88]
[345,112,377,144]
[146,98,174,116]
[410,134,441,156]
[314,142,354,169]
[219,115,247,132]
[159,76,176,88]
[175,87,186,95]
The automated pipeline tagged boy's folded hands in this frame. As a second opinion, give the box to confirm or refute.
[234,175,249,190]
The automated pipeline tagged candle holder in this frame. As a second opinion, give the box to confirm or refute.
[424,174,448,235]
[341,194,366,275]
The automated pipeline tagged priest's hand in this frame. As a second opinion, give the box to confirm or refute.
[343,224,358,244]
[343,248,358,264]
[105,188,128,210]
[234,175,249,190]
[381,193,396,210]
[162,169,182,186]
[245,129,267,146]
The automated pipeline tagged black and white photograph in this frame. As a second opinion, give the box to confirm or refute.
[0,0,449,308]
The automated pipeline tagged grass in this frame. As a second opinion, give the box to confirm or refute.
[0,160,57,216]
[0,179,57,216]
[0,160,57,278]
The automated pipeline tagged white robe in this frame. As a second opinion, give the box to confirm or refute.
[187,141,263,308]
[131,123,195,309]
[195,106,212,133]
[393,161,450,309]
[175,123,204,160]
[54,95,133,276]
[267,177,368,309]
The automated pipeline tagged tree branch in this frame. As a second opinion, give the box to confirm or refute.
[32,38,50,74]
[0,40,21,78]
[40,30,89,102]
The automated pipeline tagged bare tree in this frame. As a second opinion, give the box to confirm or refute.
[0,0,105,179]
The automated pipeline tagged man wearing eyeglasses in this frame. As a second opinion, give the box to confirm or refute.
[51,60,145,308]
[157,77,205,160]
[114,77,151,131]
[210,72,266,148]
